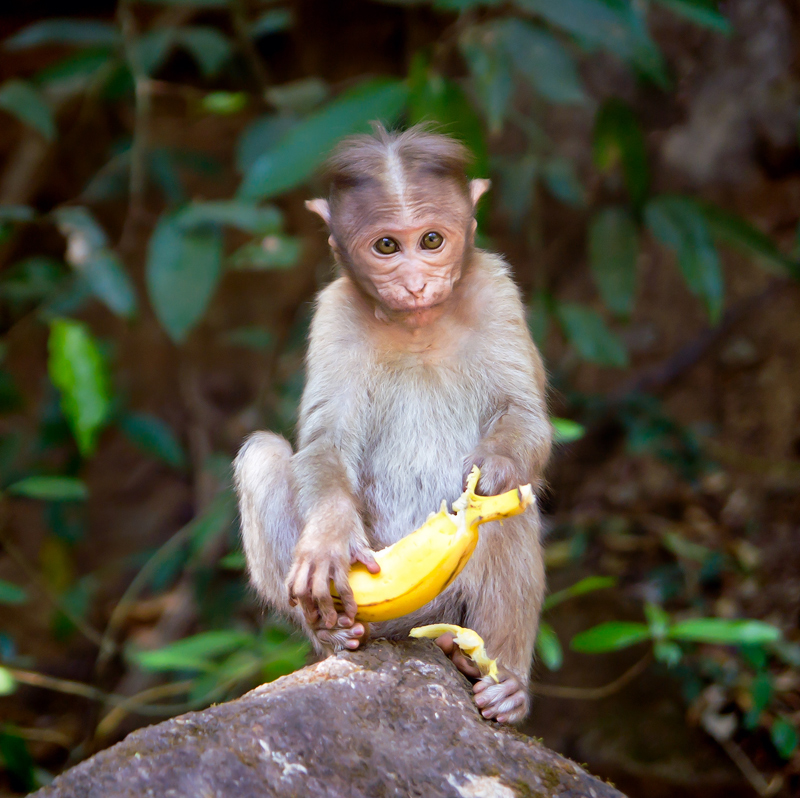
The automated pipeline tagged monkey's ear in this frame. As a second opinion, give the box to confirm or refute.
[469,179,491,208]
[305,198,332,227]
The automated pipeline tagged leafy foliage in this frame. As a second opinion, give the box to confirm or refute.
[0,0,796,788]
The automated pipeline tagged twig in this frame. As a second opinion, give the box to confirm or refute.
[532,652,652,700]
[231,0,271,94]
[0,523,106,651]
[95,523,194,672]
[614,278,789,400]
[4,726,73,749]
[717,736,784,797]
[9,667,110,702]
[94,680,195,739]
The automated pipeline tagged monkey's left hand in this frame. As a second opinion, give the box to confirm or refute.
[464,452,522,496]
[435,632,529,724]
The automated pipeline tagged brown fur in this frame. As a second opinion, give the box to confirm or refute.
[234,125,551,724]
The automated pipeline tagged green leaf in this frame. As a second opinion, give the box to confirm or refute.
[0,730,34,792]
[267,78,329,114]
[178,27,233,77]
[551,417,585,445]
[4,19,120,49]
[236,115,297,174]
[132,29,174,76]
[459,30,513,133]
[699,202,800,280]
[238,79,408,201]
[0,579,28,605]
[543,576,616,611]
[250,9,294,38]
[53,206,136,318]
[146,214,223,342]
[34,48,113,90]
[493,19,586,104]
[7,476,88,501]
[668,618,782,646]
[223,326,274,351]
[589,207,639,317]
[0,80,56,140]
[745,671,773,729]
[644,602,670,638]
[571,621,651,653]
[0,666,15,695]
[541,158,586,208]
[228,235,301,271]
[515,0,667,83]
[536,622,563,670]
[201,91,248,115]
[653,640,682,666]
[53,205,108,249]
[176,201,283,235]
[555,303,628,367]
[80,251,137,319]
[645,195,724,323]
[652,0,732,33]
[220,549,246,569]
[0,206,35,223]
[406,59,489,177]
[132,629,252,673]
[120,413,186,469]
[593,99,649,206]
[47,319,112,456]
[771,717,799,760]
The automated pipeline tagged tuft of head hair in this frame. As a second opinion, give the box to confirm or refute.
[325,123,473,199]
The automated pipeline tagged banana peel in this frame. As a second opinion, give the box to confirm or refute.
[333,466,534,623]
[410,623,499,683]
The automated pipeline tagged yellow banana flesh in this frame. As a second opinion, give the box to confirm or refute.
[410,623,499,682]
[334,466,534,623]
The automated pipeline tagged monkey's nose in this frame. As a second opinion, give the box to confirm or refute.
[407,283,427,299]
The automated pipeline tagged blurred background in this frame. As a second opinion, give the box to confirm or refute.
[0,0,798,795]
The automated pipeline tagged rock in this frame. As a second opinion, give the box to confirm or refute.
[32,640,625,798]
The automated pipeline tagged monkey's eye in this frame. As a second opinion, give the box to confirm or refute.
[374,237,399,255]
[421,231,444,250]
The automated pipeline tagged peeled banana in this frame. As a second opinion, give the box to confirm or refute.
[410,623,499,682]
[333,466,534,623]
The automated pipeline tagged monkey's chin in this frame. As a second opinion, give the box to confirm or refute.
[381,305,445,328]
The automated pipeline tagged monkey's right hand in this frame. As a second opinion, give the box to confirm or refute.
[286,535,379,629]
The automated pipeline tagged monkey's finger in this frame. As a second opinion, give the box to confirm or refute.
[286,559,311,606]
[352,550,380,574]
[311,562,338,628]
[332,569,358,622]
[434,633,481,678]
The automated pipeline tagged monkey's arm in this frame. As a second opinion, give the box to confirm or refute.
[467,269,552,495]
[286,285,377,629]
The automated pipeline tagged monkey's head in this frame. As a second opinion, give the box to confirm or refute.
[306,124,489,327]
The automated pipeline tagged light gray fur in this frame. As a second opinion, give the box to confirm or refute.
[235,251,550,720]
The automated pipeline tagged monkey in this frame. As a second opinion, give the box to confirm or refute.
[234,124,551,725]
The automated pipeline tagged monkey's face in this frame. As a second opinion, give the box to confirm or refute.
[352,217,470,315]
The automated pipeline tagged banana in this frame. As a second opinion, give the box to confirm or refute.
[333,466,534,623]
[409,623,499,682]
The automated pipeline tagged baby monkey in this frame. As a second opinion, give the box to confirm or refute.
[235,124,551,724]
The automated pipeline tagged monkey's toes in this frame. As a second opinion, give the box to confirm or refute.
[473,675,529,724]
[315,617,367,652]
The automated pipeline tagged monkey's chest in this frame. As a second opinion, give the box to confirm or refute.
[358,369,489,546]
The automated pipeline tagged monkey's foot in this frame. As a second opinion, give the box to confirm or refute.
[473,670,529,724]
[313,616,368,653]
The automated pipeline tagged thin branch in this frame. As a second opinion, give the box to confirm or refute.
[117,2,151,254]
[717,737,784,797]
[532,652,652,700]
[4,726,73,749]
[0,523,106,651]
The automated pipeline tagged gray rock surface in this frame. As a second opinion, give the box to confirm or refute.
[33,640,626,798]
